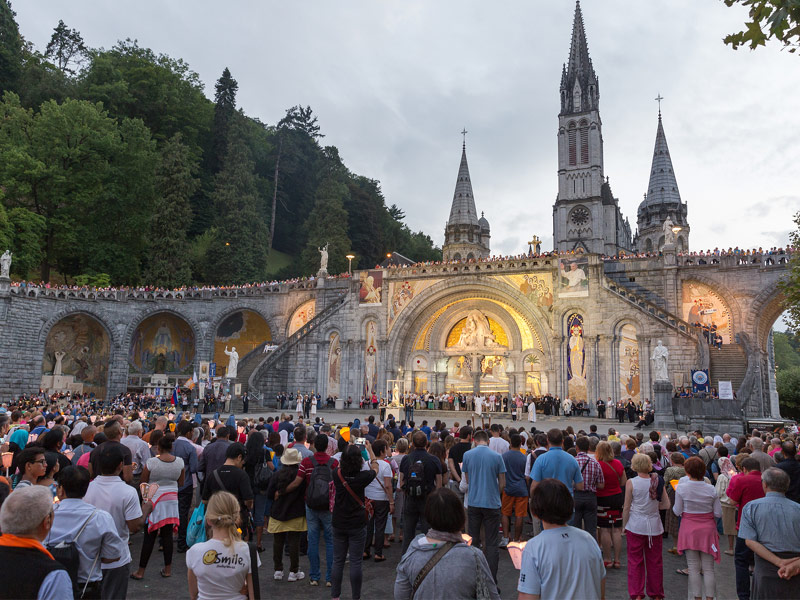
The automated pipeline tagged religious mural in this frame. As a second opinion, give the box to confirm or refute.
[495,274,554,309]
[480,355,509,392]
[445,310,508,350]
[363,321,378,398]
[566,313,587,400]
[525,354,543,395]
[618,324,640,403]
[446,355,473,393]
[42,314,110,398]
[359,270,383,304]
[129,313,195,375]
[681,281,733,343]
[212,310,271,375]
[327,332,341,398]
[387,279,440,332]
[558,258,589,298]
[288,300,316,336]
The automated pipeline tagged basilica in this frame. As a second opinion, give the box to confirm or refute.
[6,2,789,435]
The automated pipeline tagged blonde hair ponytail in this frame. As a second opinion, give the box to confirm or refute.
[205,490,242,546]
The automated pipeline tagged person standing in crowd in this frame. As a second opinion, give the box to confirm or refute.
[121,420,150,486]
[187,490,259,600]
[283,433,337,586]
[623,453,669,600]
[201,442,254,528]
[517,478,606,600]
[501,433,529,544]
[198,426,232,483]
[462,429,506,581]
[173,420,199,553]
[447,426,472,503]
[748,438,776,472]
[529,428,583,496]
[394,488,500,600]
[727,456,766,600]
[48,466,124,599]
[84,444,146,599]
[775,441,800,502]
[88,421,133,483]
[330,443,380,600]
[131,433,185,580]
[737,468,800,599]
[595,440,626,569]
[488,424,509,455]
[244,430,274,553]
[266,447,307,582]
[715,456,738,556]
[673,456,722,600]
[398,432,443,554]
[11,446,47,489]
[364,439,394,562]
[571,435,605,539]
[71,425,97,466]
[0,486,74,599]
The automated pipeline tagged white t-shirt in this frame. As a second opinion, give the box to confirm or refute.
[488,436,510,455]
[365,459,393,501]
[84,475,142,569]
[186,538,259,600]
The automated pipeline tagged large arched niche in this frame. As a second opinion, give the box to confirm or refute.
[681,279,736,344]
[287,300,316,337]
[129,312,196,375]
[753,288,788,352]
[42,313,111,398]
[212,309,272,373]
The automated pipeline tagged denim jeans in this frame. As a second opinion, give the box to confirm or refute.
[253,492,272,528]
[570,490,598,539]
[331,526,367,600]
[735,535,754,600]
[306,506,333,582]
[467,506,501,582]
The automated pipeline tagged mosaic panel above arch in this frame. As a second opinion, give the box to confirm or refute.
[681,281,733,343]
[387,279,441,333]
[42,313,110,398]
[288,300,316,336]
[129,313,195,375]
[446,316,509,348]
[213,310,271,375]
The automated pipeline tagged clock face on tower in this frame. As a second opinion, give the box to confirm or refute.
[571,206,590,226]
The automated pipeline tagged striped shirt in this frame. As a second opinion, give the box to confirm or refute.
[575,452,605,493]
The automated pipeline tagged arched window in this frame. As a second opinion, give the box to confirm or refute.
[645,238,653,253]
[579,119,589,164]
[568,122,577,166]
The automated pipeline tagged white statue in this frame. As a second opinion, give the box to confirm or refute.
[663,218,676,246]
[53,350,66,376]
[224,346,239,380]
[650,340,670,382]
[0,250,11,278]
[392,383,399,406]
[455,310,501,350]
[318,243,329,272]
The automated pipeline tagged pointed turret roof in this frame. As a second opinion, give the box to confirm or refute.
[447,143,479,227]
[642,112,681,206]
[561,1,598,115]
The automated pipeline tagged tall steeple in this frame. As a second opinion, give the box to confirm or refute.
[635,107,690,252]
[560,1,599,116]
[442,137,490,261]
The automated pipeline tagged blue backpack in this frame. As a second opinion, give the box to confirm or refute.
[186,503,207,548]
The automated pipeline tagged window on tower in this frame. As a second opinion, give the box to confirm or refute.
[568,122,577,166]
[579,120,589,164]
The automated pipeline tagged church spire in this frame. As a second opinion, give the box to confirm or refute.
[560,1,598,115]
[447,142,479,227]
[643,110,681,206]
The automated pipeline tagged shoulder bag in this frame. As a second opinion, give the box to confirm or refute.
[337,469,374,520]
[411,541,456,598]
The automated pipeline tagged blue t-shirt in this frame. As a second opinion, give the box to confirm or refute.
[420,426,431,439]
[462,445,506,509]
[502,449,528,497]
[529,447,582,495]
[517,526,605,599]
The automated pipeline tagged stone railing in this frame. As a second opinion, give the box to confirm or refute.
[678,251,792,268]
[382,256,566,280]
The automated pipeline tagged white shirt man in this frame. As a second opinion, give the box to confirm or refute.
[121,420,150,477]
[84,444,145,600]
[488,427,510,455]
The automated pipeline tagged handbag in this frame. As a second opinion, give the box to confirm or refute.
[186,502,207,547]
[337,469,374,521]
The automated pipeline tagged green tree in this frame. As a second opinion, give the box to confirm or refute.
[44,20,87,75]
[774,329,800,370]
[724,0,800,52]
[7,207,45,277]
[205,118,269,284]
[210,67,237,173]
[0,0,22,94]
[300,178,351,276]
[778,366,800,419]
[781,211,800,330]
[143,134,196,287]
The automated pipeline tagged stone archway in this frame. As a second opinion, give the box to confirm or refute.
[128,312,196,376]
[41,313,111,399]
[212,309,272,377]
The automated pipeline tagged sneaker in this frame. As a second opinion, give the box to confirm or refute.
[326,581,332,587]
[499,537,509,548]
[310,580,319,586]
[288,571,305,582]
[274,571,284,580]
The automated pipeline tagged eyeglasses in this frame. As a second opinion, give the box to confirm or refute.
[32,459,47,465]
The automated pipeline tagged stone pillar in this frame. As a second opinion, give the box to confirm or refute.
[653,380,676,431]
[0,276,10,298]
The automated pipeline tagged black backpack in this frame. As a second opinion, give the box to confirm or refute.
[254,453,273,491]
[306,456,334,510]
[45,508,99,598]
[406,459,427,498]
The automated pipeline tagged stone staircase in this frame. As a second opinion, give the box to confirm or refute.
[709,343,748,394]
[236,291,349,410]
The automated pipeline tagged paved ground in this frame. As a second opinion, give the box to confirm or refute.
[126,526,738,599]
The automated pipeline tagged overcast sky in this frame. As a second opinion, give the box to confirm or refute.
[14,1,799,258]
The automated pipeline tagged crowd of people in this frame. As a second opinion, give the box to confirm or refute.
[0,392,799,599]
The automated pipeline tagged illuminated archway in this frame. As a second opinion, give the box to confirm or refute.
[42,313,111,398]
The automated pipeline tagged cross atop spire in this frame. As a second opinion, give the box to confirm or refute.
[655,93,664,116]
[560,1,599,115]
[447,142,479,227]
[461,128,468,149]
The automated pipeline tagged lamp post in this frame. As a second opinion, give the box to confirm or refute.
[346,254,354,275]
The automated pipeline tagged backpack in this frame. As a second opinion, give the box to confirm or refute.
[45,508,98,598]
[406,459,427,498]
[186,503,207,548]
[306,456,334,510]
[254,452,273,491]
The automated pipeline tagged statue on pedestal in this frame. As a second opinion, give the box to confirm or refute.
[0,250,11,278]
[318,243,329,273]
[224,346,239,380]
[650,340,670,382]
[662,218,676,246]
[54,351,66,376]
